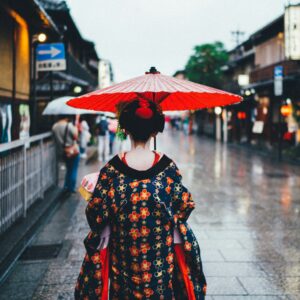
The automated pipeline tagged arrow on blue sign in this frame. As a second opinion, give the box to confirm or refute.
[36,43,65,61]
[274,65,283,78]
[38,47,61,58]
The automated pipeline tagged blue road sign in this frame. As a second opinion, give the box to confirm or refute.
[274,65,283,78]
[36,43,66,72]
[274,65,283,96]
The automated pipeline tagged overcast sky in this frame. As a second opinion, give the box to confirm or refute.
[68,0,290,82]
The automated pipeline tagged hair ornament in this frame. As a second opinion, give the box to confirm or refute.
[135,99,153,119]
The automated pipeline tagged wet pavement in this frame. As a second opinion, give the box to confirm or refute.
[1,131,300,299]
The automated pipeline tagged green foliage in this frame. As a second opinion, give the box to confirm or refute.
[185,42,228,88]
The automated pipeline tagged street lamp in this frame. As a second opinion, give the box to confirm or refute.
[245,90,251,96]
[37,33,47,43]
[31,33,47,134]
[32,32,47,43]
[73,86,82,94]
[215,107,222,141]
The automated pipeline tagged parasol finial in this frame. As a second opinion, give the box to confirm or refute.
[146,67,160,74]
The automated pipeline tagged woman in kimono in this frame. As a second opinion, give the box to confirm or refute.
[75,99,207,299]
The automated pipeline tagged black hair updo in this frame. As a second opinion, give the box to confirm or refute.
[118,99,165,142]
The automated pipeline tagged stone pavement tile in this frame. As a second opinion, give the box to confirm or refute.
[238,276,291,295]
[67,239,86,261]
[278,248,300,262]
[213,296,290,300]
[198,222,250,231]
[220,249,282,262]
[199,239,244,250]
[238,239,275,251]
[32,283,74,300]
[206,276,247,295]
[201,250,225,262]
[64,228,88,240]
[40,261,82,285]
[288,295,300,300]
[203,262,266,277]
[284,277,300,295]
[189,228,209,239]
[204,230,257,240]
[5,261,48,283]
[259,262,300,278]
[0,281,38,300]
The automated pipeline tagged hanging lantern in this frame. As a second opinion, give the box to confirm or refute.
[280,105,292,117]
[237,112,246,120]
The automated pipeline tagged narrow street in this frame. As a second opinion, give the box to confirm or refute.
[1,131,300,299]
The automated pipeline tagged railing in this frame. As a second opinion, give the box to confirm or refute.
[0,132,57,235]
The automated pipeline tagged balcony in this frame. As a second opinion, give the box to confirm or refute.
[250,60,300,83]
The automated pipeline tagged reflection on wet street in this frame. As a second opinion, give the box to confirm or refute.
[1,131,299,299]
[159,131,300,299]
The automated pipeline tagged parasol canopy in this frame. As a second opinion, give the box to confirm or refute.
[43,96,98,115]
[67,67,242,112]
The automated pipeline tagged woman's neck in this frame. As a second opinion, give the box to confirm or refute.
[130,138,151,152]
[123,137,156,170]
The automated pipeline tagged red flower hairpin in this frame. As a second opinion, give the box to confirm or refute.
[135,100,153,119]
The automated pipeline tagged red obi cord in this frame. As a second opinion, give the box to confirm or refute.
[100,248,110,300]
[174,244,196,300]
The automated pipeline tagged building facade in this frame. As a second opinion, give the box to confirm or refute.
[0,0,103,142]
[223,4,300,154]
[0,0,59,142]
[35,0,100,134]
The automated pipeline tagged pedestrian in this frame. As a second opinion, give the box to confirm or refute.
[183,116,189,135]
[79,118,91,159]
[52,115,80,194]
[108,117,118,155]
[96,115,108,161]
[75,99,207,299]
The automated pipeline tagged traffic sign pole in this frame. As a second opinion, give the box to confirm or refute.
[31,43,38,135]
[50,71,53,101]
[274,66,284,161]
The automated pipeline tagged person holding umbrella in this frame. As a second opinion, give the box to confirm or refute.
[69,67,242,299]
[75,99,207,299]
[44,96,97,194]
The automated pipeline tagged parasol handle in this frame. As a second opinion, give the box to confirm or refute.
[154,136,157,151]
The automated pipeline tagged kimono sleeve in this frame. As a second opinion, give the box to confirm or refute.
[171,166,195,223]
[85,168,111,233]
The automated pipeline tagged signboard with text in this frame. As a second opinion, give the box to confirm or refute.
[36,43,66,72]
[285,5,300,60]
[274,65,283,96]
[252,121,264,134]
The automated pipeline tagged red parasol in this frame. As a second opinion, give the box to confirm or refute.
[67,67,242,112]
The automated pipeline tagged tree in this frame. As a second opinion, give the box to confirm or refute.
[185,42,228,88]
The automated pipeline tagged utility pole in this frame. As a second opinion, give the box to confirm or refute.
[231,30,245,47]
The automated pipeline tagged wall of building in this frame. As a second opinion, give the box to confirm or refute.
[15,12,30,100]
[255,34,285,68]
[0,6,31,143]
[0,7,30,100]
[0,8,14,98]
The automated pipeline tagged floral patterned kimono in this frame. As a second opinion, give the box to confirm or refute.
[75,154,207,299]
